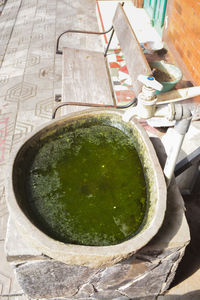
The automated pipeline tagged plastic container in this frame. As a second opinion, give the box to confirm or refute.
[149,60,182,93]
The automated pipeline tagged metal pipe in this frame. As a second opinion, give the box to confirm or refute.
[163,111,192,187]
[56,26,114,55]
[104,28,115,57]
[52,98,137,119]
[104,1,124,57]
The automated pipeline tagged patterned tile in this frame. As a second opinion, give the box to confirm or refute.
[0,74,9,86]
[31,32,44,42]
[23,74,54,92]
[35,97,54,120]
[107,49,135,103]
[12,120,34,145]
[0,241,23,296]
[0,0,22,68]
[5,48,17,56]
[11,111,53,150]
[18,90,54,112]
[0,113,16,165]
[0,116,9,162]
[8,296,29,300]
[14,54,40,69]
[40,41,55,55]
[0,191,9,241]
[5,82,37,103]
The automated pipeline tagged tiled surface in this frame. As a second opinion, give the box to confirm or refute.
[107,49,136,103]
[0,241,23,297]
[0,0,104,298]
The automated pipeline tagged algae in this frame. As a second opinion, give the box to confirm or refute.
[25,123,147,246]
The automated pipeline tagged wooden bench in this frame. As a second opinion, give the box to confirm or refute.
[55,3,152,116]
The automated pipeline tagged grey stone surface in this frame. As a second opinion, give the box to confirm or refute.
[0,240,23,296]
[14,246,186,299]
[16,260,98,299]
[5,218,44,261]
[119,252,180,299]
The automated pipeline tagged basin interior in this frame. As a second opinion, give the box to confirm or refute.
[13,114,153,247]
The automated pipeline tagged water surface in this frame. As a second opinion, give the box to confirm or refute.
[26,124,147,246]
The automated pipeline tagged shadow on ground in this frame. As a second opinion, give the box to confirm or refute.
[170,171,200,286]
[158,290,200,300]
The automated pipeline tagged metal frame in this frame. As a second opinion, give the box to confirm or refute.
[56,2,124,56]
[52,98,137,119]
[56,26,114,56]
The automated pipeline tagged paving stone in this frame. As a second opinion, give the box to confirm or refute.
[5,218,43,261]
[0,192,9,241]
[16,260,98,299]
[0,111,17,167]
[17,89,53,111]
[8,296,29,300]
[0,0,22,68]
[14,247,185,299]
[0,241,23,296]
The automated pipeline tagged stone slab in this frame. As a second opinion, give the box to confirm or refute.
[0,241,23,297]
[14,252,178,299]
[5,218,44,261]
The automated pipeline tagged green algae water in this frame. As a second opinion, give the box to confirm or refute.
[26,124,147,246]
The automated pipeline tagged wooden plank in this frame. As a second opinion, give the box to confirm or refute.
[112,4,152,96]
[62,48,114,114]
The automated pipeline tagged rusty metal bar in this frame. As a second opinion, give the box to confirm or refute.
[52,98,137,119]
[56,26,114,55]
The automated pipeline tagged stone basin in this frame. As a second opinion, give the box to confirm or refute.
[6,109,166,268]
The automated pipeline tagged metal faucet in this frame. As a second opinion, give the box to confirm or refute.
[122,75,193,186]
[122,75,200,124]
[122,75,163,122]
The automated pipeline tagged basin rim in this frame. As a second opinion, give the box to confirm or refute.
[6,108,167,267]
